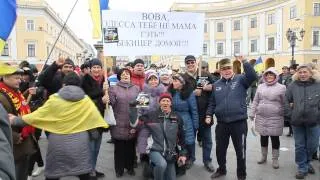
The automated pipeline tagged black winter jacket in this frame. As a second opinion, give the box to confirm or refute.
[140,109,187,157]
[285,79,320,126]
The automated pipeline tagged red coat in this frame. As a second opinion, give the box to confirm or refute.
[131,73,145,91]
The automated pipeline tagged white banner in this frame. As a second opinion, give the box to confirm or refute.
[101,11,205,56]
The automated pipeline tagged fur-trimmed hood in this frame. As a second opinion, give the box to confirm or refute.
[292,67,320,83]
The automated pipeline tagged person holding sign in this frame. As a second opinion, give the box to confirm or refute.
[206,56,257,180]
[81,58,107,179]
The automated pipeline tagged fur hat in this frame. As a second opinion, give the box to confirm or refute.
[218,58,232,69]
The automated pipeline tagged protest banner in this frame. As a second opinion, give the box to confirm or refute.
[102,11,205,56]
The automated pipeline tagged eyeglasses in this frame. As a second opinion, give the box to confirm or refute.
[221,67,232,71]
[201,67,207,69]
[186,61,195,65]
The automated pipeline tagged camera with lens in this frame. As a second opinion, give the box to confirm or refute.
[197,76,209,89]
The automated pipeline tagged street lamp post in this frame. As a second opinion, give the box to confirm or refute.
[286,28,305,65]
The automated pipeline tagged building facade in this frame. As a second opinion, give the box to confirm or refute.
[171,0,320,72]
[0,0,90,66]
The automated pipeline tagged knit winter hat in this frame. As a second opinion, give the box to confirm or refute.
[133,59,144,67]
[64,58,75,67]
[90,58,102,68]
[146,72,159,82]
[172,73,186,85]
[159,93,172,102]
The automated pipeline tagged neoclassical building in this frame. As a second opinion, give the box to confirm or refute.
[171,0,320,72]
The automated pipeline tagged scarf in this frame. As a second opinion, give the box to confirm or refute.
[0,82,35,139]
[91,74,103,86]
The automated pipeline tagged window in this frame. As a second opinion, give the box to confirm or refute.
[217,43,224,55]
[203,44,208,55]
[217,22,224,32]
[250,40,258,52]
[1,43,9,56]
[268,37,275,50]
[314,3,320,16]
[268,13,275,25]
[290,6,297,19]
[313,30,319,46]
[26,20,35,31]
[234,20,240,30]
[250,17,257,28]
[28,44,35,57]
[312,59,318,64]
[204,23,208,33]
[234,41,240,54]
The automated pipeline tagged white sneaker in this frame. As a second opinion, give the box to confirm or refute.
[32,166,45,177]
[27,176,32,180]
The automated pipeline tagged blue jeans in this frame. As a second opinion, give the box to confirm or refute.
[150,151,176,180]
[292,125,320,173]
[199,124,213,163]
[89,133,102,171]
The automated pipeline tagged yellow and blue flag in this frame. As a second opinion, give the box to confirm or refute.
[0,0,17,52]
[254,56,264,73]
[89,0,109,39]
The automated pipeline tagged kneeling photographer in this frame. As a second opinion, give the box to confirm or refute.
[139,93,187,180]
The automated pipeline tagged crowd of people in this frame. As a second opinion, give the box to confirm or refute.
[0,54,319,180]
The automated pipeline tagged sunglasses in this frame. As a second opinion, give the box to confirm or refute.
[201,67,207,69]
[186,61,195,65]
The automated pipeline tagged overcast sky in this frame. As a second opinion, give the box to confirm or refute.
[45,0,218,46]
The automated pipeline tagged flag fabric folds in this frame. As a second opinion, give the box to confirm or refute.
[89,0,109,39]
[100,0,109,10]
[254,56,264,73]
[0,0,17,52]
[89,0,101,39]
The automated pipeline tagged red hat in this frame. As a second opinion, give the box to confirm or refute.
[159,93,172,102]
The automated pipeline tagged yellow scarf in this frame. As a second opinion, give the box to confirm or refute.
[23,94,109,134]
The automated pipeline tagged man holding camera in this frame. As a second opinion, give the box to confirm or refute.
[183,55,215,172]
[139,93,187,180]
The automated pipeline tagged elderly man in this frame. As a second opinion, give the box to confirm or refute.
[285,64,320,179]
[206,56,257,180]
[0,64,37,180]
[139,93,187,180]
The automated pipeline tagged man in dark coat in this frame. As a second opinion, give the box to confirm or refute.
[183,55,215,172]
[206,56,257,180]
[38,57,75,96]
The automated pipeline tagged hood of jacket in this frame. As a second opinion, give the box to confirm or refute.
[58,85,85,102]
[116,81,135,88]
[262,67,279,86]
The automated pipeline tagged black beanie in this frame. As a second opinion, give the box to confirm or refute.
[133,59,144,67]
[90,58,102,68]
[64,58,75,67]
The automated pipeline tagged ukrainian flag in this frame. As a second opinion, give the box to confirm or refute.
[254,56,264,73]
[0,0,17,52]
[89,0,109,39]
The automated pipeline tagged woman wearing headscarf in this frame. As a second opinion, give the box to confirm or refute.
[108,68,140,177]
[168,73,199,169]
[250,67,286,169]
